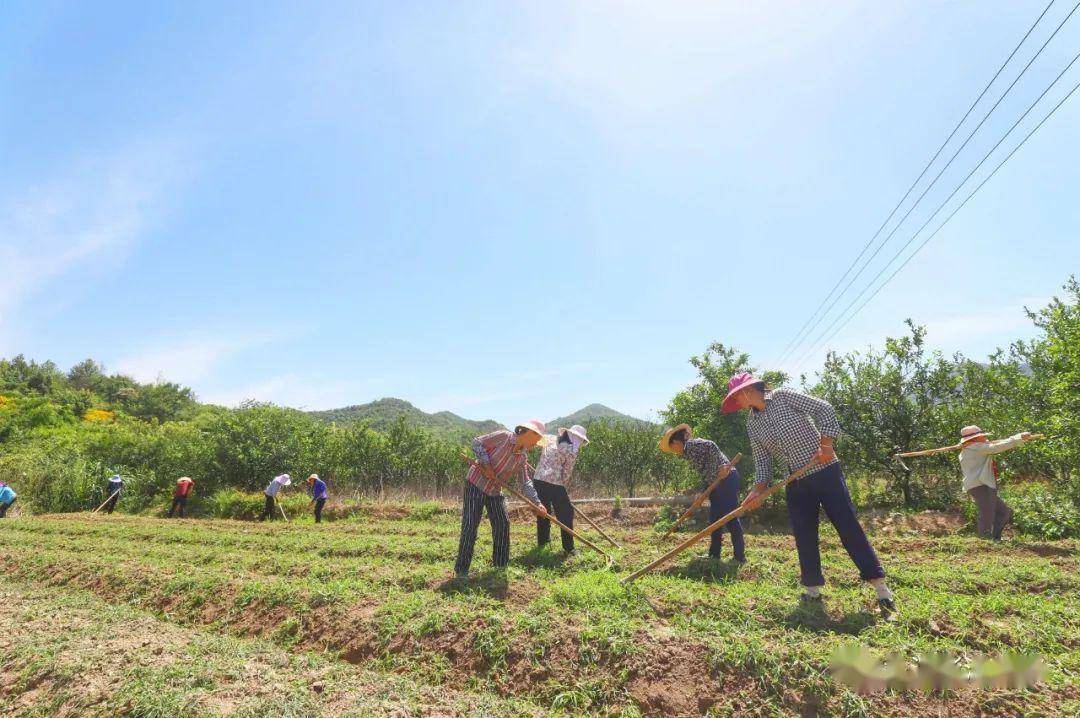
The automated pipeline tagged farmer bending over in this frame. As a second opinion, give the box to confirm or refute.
[308,473,328,523]
[454,420,548,578]
[103,474,123,514]
[0,483,17,518]
[958,425,1035,540]
[659,425,746,563]
[723,373,896,617]
[260,474,291,521]
[168,476,194,518]
[532,424,590,556]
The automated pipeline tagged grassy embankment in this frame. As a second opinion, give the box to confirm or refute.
[0,506,1076,717]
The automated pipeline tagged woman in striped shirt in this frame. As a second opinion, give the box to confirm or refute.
[454,420,548,578]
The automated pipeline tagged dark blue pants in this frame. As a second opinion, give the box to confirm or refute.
[708,468,746,561]
[785,463,883,587]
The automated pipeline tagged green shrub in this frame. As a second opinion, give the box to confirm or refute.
[1002,482,1079,539]
[207,488,312,520]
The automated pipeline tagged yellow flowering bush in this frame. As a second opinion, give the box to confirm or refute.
[82,409,115,423]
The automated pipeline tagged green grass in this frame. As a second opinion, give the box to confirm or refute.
[0,508,1076,717]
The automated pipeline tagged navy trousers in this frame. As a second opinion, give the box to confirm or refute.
[785,462,884,587]
[708,467,746,561]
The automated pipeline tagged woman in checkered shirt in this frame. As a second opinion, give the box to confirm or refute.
[722,372,896,618]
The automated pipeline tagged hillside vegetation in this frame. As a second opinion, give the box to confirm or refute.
[0,277,1077,538]
[546,403,652,430]
[308,397,503,441]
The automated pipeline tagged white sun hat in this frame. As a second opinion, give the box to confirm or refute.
[561,424,590,450]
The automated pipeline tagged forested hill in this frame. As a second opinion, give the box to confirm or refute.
[308,398,502,440]
[546,403,652,430]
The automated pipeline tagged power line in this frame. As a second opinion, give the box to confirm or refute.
[791,57,1080,370]
[781,0,1079,367]
[801,77,1080,367]
[773,0,1068,366]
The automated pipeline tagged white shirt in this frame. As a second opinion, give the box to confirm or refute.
[958,434,1024,491]
[265,477,289,497]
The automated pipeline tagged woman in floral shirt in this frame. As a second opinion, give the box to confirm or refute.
[659,424,746,563]
[532,425,589,555]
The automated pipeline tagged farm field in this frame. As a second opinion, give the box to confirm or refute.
[1,507,1077,717]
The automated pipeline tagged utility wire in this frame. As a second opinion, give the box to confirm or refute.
[791,57,1080,370]
[773,0,1067,366]
[781,0,1078,366]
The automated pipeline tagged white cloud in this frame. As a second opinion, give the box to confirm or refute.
[782,296,1046,378]
[506,1,873,135]
[0,137,189,333]
[201,373,387,412]
[114,333,278,387]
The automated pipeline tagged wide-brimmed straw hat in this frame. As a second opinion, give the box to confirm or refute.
[658,424,692,454]
[177,476,193,484]
[959,425,991,444]
[721,372,765,414]
[560,424,590,446]
[308,473,319,482]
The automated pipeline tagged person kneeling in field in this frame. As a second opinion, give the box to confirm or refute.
[308,473,328,523]
[0,482,17,518]
[454,420,548,578]
[532,424,590,556]
[723,373,896,617]
[260,474,291,521]
[958,425,1035,541]
[659,425,746,563]
[168,476,194,518]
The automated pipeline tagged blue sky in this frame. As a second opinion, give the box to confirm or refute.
[3,1,1079,425]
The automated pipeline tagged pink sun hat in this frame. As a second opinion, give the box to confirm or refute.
[516,419,548,444]
[721,372,765,413]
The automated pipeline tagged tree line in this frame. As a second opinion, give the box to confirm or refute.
[1,277,1076,528]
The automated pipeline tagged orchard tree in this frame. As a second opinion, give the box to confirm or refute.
[663,342,786,483]
[1014,276,1080,486]
[810,321,959,508]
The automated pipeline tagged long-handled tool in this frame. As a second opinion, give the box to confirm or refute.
[523,460,621,549]
[894,433,1044,458]
[660,453,743,541]
[92,490,121,515]
[278,501,289,522]
[459,453,615,566]
[622,459,819,585]
[571,502,622,549]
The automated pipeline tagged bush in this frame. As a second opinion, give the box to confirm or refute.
[206,489,312,520]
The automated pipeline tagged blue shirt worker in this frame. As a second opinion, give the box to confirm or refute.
[308,474,329,524]
[0,484,17,518]
[103,475,123,514]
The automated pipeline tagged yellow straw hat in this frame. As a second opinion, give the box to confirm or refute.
[658,424,692,454]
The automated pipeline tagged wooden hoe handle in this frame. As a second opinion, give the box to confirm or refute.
[621,459,818,585]
[660,453,743,541]
[458,453,614,563]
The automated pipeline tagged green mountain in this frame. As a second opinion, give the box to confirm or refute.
[308,398,502,440]
[546,403,652,430]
